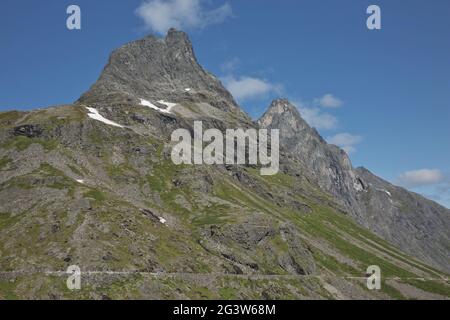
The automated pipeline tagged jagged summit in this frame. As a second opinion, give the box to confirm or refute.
[261,98,298,116]
[258,98,325,145]
[260,99,301,122]
[258,98,450,273]
[258,97,357,195]
[77,28,243,116]
[0,29,449,300]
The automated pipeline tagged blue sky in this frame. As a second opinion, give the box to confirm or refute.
[0,0,449,207]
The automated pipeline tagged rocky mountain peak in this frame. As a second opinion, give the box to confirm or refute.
[77,29,244,116]
[268,98,296,111]
[258,97,361,213]
[263,98,300,119]
[1,28,449,299]
[258,98,322,142]
[165,27,193,49]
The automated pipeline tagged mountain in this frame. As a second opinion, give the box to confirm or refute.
[258,99,450,273]
[0,30,448,300]
[78,28,247,120]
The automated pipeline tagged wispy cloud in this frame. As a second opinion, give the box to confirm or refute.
[136,0,232,34]
[291,94,343,130]
[396,169,450,207]
[314,93,343,108]
[396,169,445,188]
[327,133,363,154]
[221,75,282,102]
[293,96,342,130]
[220,57,240,73]
[296,103,338,130]
[294,95,362,153]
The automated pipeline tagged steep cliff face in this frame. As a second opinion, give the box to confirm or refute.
[258,99,363,210]
[0,30,448,299]
[355,167,450,272]
[258,99,450,273]
[78,28,247,119]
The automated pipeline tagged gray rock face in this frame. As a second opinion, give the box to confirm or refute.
[78,28,246,118]
[355,167,450,271]
[258,99,364,212]
[258,98,450,273]
[0,30,449,299]
[13,124,43,138]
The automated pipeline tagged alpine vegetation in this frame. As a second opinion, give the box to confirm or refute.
[0,28,448,300]
[171,121,280,175]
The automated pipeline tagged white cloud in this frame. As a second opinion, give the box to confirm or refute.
[314,93,344,108]
[297,93,361,153]
[222,76,281,101]
[314,94,343,108]
[292,94,343,130]
[327,133,363,146]
[299,107,338,130]
[136,0,232,34]
[327,133,363,154]
[397,169,445,188]
[293,101,338,130]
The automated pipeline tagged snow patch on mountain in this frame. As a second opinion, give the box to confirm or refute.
[157,100,177,111]
[377,188,392,197]
[85,107,124,128]
[353,181,364,192]
[140,99,173,114]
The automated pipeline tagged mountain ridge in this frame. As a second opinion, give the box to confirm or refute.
[77,28,249,121]
[258,98,450,273]
[0,29,448,299]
